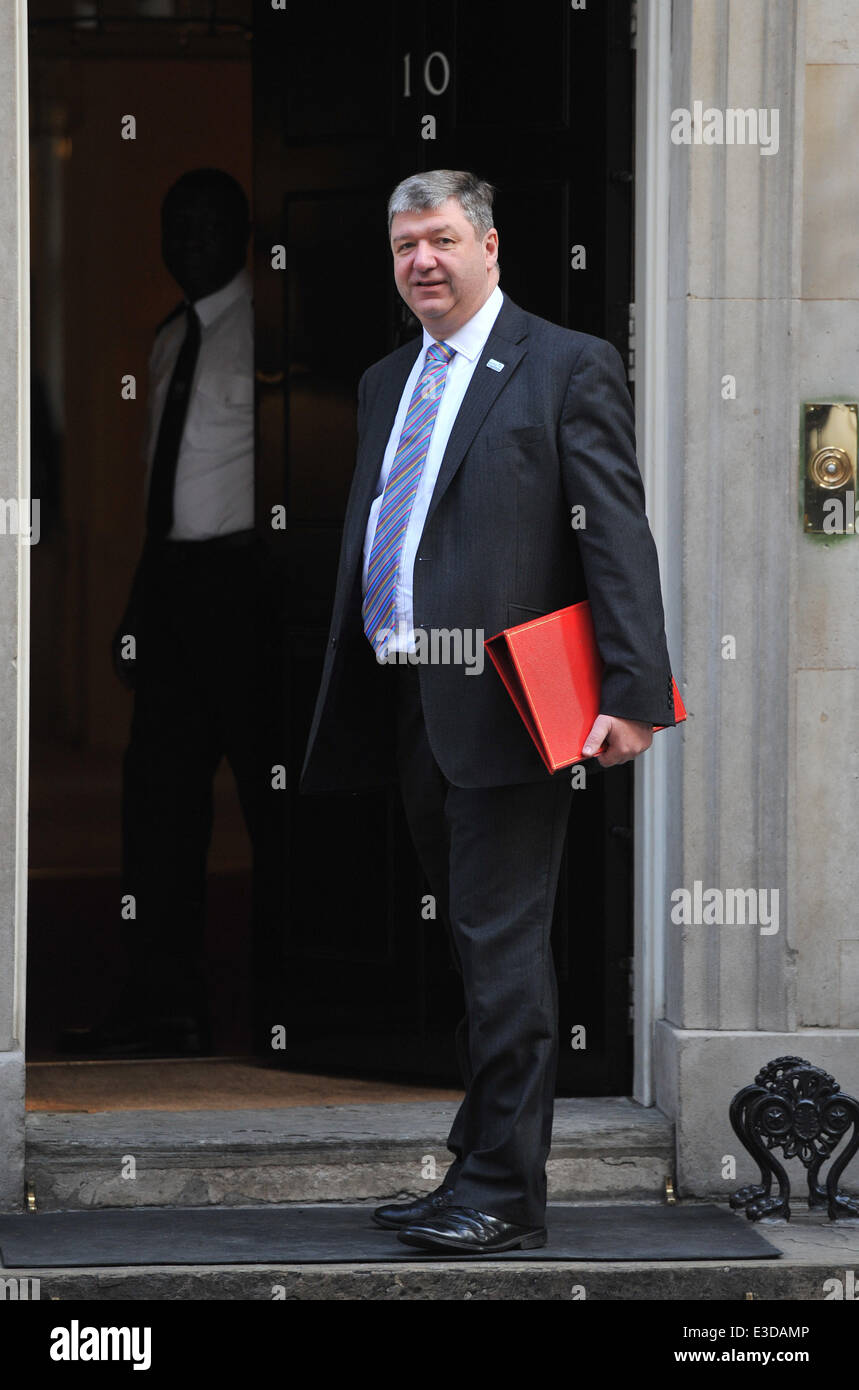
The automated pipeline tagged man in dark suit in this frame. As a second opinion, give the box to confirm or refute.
[301,169,676,1255]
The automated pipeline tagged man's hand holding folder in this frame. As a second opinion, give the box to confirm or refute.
[580,711,654,768]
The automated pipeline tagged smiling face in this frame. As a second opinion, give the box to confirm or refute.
[390,197,499,339]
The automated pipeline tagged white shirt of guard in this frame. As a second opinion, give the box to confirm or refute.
[142,265,255,540]
[362,283,504,651]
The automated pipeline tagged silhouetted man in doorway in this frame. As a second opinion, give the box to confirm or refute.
[63,169,285,1057]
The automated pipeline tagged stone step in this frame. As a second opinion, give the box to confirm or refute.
[25,1098,673,1211]
[0,1209,853,1300]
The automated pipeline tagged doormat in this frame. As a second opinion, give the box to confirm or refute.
[0,1203,781,1266]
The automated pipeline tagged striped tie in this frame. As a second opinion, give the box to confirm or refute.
[363,340,455,656]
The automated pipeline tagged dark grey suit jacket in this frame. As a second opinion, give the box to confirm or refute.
[300,293,676,793]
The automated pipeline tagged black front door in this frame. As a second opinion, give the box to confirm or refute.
[253,0,637,1092]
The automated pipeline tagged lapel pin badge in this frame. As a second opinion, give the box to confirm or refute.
[486,358,505,373]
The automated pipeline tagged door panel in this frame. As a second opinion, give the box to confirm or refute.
[254,0,635,1092]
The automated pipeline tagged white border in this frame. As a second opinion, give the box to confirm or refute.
[14,0,31,1050]
[632,0,672,1106]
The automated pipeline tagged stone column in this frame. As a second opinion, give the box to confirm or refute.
[0,0,29,1213]
[655,0,859,1196]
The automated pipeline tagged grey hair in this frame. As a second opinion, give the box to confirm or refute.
[387,169,497,240]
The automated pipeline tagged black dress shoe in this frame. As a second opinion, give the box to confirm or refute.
[372,1186,456,1230]
[397,1205,547,1254]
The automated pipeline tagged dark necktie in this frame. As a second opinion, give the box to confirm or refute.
[146,303,201,540]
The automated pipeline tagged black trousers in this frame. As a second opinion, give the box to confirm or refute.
[119,533,286,1039]
[392,661,573,1226]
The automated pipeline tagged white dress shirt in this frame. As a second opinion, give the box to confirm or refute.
[362,284,504,650]
[142,265,254,540]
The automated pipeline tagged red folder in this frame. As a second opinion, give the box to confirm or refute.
[484,600,686,773]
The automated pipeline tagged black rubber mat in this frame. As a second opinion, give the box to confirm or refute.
[0,1202,781,1266]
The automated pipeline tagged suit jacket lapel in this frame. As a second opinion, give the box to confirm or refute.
[421,295,529,533]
